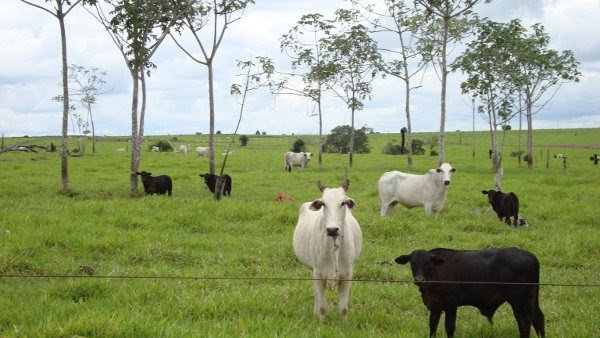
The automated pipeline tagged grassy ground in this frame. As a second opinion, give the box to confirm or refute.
[1,129,599,337]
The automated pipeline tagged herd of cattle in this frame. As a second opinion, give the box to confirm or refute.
[136,149,542,337]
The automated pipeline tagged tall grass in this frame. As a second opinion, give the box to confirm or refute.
[1,129,599,337]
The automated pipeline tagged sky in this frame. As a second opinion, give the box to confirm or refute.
[1,0,599,137]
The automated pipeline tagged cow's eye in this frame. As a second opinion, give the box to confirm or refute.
[436,169,442,173]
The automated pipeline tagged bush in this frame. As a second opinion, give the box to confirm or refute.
[383,139,425,155]
[239,135,249,146]
[291,139,305,152]
[149,140,173,152]
[324,125,370,154]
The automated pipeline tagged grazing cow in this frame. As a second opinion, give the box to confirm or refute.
[482,189,520,226]
[179,144,190,154]
[116,148,126,152]
[284,151,312,171]
[395,247,545,338]
[378,163,456,217]
[199,173,232,196]
[196,146,209,157]
[293,179,363,321]
[136,171,172,196]
[151,146,160,152]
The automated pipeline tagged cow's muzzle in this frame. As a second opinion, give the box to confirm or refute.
[444,180,451,186]
[326,227,340,237]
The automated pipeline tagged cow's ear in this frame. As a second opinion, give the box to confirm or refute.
[394,255,411,265]
[450,167,456,173]
[431,255,445,265]
[309,199,324,211]
[343,198,356,210]
[482,190,488,195]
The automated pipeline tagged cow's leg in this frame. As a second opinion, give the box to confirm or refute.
[312,272,327,321]
[338,278,352,321]
[424,204,433,217]
[444,307,457,338]
[429,308,442,337]
[510,303,532,338]
[531,305,545,337]
[380,200,394,216]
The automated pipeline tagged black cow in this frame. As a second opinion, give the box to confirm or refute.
[136,171,172,196]
[395,247,545,338]
[199,173,232,196]
[482,189,519,226]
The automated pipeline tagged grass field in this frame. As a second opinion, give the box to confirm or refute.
[1,129,599,337]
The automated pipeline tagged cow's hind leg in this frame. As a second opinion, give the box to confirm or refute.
[510,302,532,338]
[429,308,442,338]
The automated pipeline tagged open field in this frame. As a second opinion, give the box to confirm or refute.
[1,129,599,337]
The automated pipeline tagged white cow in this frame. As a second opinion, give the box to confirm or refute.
[293,179,363,321]
[151,146,160,152]
[116,148,126,152]
[179,144,190,154]
[195,146,209,157]
[378,163,456,217]
[284,151,312,171]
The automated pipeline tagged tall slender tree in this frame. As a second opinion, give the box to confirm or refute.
[169,0,254,175]
[20,0,97,191]
[415,0,490,165]
[280,13,336,167]
[349,0,431,170]
[89,0,190,195]
[322,9,382,168]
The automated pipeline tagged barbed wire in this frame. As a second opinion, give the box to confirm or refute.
[1,274,598,288]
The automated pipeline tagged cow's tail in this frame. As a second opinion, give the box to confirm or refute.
[529,260,545,337]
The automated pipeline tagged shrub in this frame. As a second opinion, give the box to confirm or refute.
[149,140,173,152]
[383,139,425,155]
[324,125,370,154]
[239,135,249,146]
[292,139,305,152]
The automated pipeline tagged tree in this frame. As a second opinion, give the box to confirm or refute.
[54,64,108,154]
[350,0,431,170]
[292,139,305,152]
[239,135,249,146]
[325,125,370,154]
[20,0,97,191]
[169,0,255,175]
[279,13,336,167]
[511,23,581,168]
[89,0,190,196]
[415,0,490,165]
[322,9,382,168]
[452,19,521,170]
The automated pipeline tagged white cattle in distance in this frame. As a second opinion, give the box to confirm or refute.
[284,151,312,171]
[378,163,456,217]
[293,179,363,322]
[151,146,160,152]
[195,146,209,157]
[179,144,190,154]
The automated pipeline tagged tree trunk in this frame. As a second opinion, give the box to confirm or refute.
[406,82,413,170]
[526,90,534,169]
[438,16,449,166]
[58,11,69,190]
[129,71,140,196]
[208,61,216,175]
[349,105,355,168]
[318,95,323,167]
[88,101,96,154]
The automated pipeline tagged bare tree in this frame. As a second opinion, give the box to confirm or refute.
[20,0,97,190]
[169,0,255,175]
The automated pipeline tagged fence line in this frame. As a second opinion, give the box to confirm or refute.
[1,274,598,288]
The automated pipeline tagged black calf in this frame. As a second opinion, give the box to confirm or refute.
[482,189,519,226]
[136,171,172,196]
[199,173,232,197]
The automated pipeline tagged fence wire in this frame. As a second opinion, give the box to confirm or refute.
[1,274,598,288]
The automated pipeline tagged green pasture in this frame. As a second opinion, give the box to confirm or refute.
[1,129,599,337]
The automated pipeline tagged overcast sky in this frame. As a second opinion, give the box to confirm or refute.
[1,0,598,137]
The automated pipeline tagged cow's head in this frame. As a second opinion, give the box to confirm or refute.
[136,171,152,182]
[199,173,214,185]
[310,180,355,237]
[305,152,312,161]
[430,163,456,186]
[395,250,444,284]
[481,189,498,204]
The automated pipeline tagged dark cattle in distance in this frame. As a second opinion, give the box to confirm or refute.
[199,173,232,196]
[136,171,172,196]
[482,189,520,226]
[395,247,545,338]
